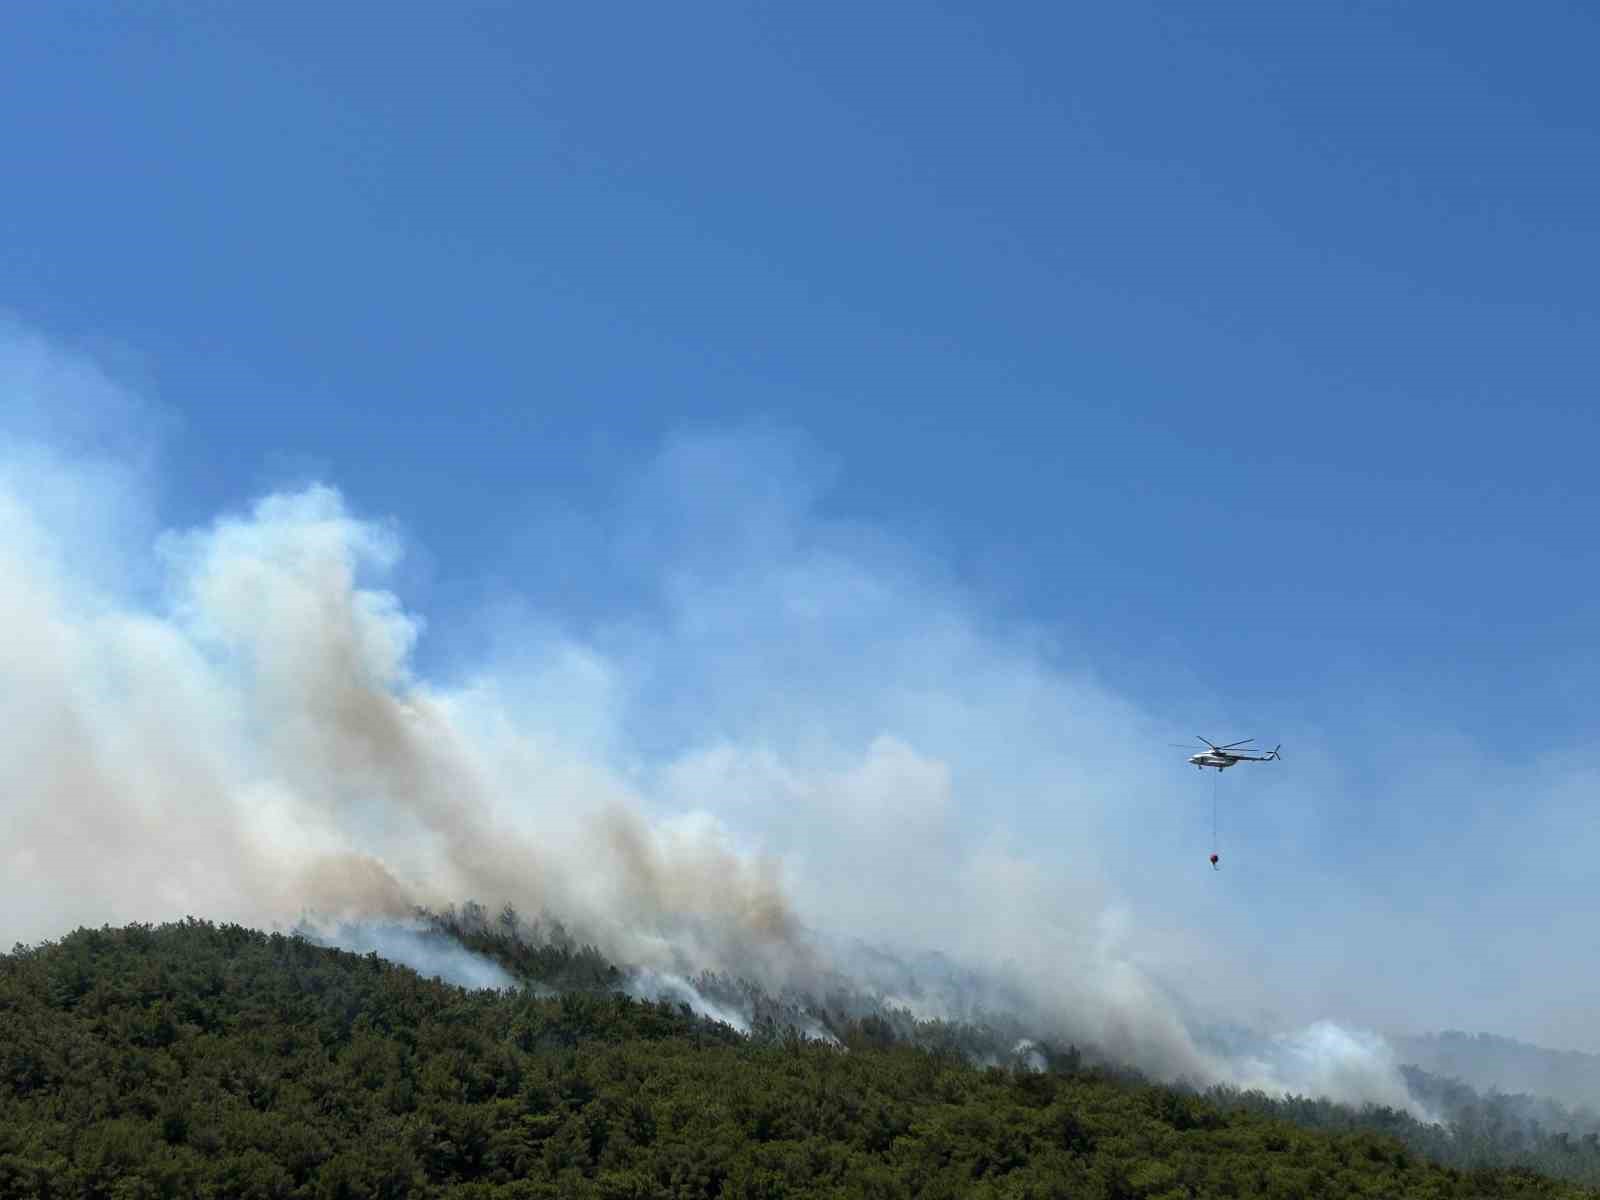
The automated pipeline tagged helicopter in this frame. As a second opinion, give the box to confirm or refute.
[1173,736,1281,771]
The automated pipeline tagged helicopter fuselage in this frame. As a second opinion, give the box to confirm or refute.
[1180,739,1280,770]
[1189,751,1275,770]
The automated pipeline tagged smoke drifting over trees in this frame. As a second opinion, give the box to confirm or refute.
[2,323,1578,1121]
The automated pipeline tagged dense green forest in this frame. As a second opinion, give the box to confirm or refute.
[4,918,1598,1198]
[422,903,1600,1189]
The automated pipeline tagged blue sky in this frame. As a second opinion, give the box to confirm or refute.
[5,5,1600,1061]
[8,0,1598,714]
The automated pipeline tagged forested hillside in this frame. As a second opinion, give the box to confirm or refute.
[3,919,1595,1199]
[1392,1033,1600,1115]
[423,903,1600,1191]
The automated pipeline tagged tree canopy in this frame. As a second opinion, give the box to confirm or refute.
[3,918,1596,1199]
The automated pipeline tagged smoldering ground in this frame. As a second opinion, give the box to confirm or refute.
[0,326,1532,1117]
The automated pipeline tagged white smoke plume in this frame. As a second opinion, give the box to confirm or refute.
[624,968,753,1035]
[1012,1039,1049,1074]
[307,920,517,992]
[0,324,1429,1113]
[1197,1021,1427,1117]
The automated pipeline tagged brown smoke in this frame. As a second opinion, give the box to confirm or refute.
[0,333,1442,1110]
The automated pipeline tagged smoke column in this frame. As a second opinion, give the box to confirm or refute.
[0,324,1423,1114]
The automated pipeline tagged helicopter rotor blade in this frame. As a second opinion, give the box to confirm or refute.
[1217,739,1255,749]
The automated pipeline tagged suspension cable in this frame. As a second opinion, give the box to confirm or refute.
[1211,770,1220,869]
